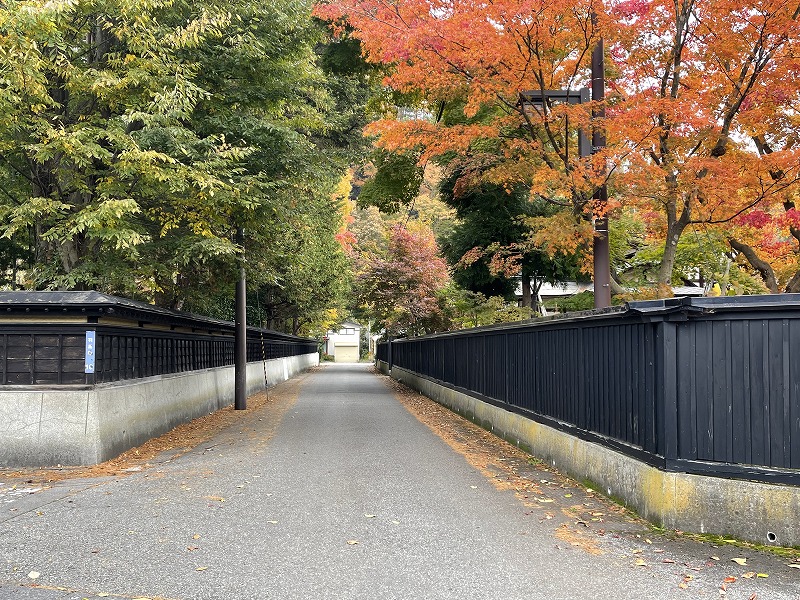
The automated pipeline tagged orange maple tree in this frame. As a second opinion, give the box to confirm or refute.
[315,0,800,294]
[315,0,603,197]
[608,0,800,291]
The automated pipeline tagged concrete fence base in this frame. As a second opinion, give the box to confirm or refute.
[380,361,800,548]
[0,353,318,468]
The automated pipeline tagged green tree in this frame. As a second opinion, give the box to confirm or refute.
[439,166,584,313]
[440,285,531,329]
[357,149,423,214]
[0,0,361,331]
[0,0,240,293]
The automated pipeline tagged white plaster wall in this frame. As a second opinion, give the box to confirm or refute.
[325,326,360,355]
[0,352,318,468]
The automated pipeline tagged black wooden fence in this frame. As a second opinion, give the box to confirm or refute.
[376,341,389,363]
[378,295,800,484]
[0,292,317,386]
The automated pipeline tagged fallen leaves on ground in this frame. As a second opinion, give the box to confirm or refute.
[554,523,603,555]
[0,375,307,485]
[383,374,638,558]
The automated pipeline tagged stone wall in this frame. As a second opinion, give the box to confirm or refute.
[380,361,800,548]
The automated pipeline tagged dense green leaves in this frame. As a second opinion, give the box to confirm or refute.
[0,0,364,332]
[357,150,423,214]
[438,166,584,310]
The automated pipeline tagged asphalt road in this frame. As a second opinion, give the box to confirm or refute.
[1,363,798,599]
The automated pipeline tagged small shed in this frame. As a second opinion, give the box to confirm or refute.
[324,322,362,362]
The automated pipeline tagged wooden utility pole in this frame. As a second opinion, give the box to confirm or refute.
[592,30,612,309]
[235,227,247,410]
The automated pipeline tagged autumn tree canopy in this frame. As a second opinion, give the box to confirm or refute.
[610,0,800,292]
[354,223,450,335]
[315,0,800,296]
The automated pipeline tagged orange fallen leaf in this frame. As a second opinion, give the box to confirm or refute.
[724,576,737,583]
[679,575,693,590]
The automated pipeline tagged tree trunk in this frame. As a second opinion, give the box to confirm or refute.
[785,271,800,293]
[531,279,542,314]
[609,273,626,295]
[656,184,692,292]
[728,237,779,293]
[656,224,685,289]
[520,272,532,308]
[266,289,275,329]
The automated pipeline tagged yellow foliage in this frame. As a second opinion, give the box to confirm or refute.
[525,212,594,273]
[616,285,674,302]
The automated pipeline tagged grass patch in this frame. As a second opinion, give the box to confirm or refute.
[671,532,800,560]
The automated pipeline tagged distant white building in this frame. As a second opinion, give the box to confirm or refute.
[323,321,362,362]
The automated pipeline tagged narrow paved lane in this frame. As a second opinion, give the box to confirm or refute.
[1,364,797,599]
